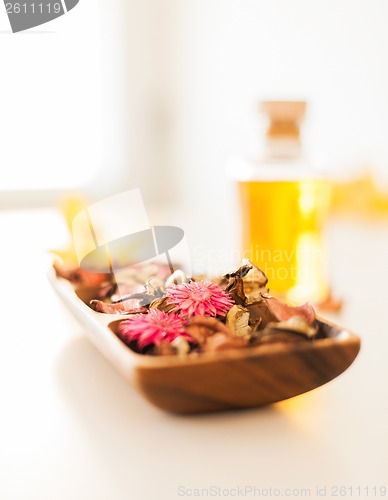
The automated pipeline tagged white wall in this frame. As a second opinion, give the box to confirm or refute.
[0,0,102,194]
[169,0,388,205]
[2,1,388,210]
[137,0,388,261]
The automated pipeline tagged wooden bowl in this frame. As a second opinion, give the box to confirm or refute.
[49,270,361,414]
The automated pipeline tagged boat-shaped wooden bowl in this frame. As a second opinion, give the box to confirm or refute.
[49,270,361,414]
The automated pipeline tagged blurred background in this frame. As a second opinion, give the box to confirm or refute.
[2,0,388,210]
[1,2,388,499]
[2,0,388,277]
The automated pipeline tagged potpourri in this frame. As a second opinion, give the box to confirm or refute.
[54,259,319,356]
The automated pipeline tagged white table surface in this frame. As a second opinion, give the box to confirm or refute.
[0,208,387,500]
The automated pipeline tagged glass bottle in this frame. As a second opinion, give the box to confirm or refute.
[230,101,331,304]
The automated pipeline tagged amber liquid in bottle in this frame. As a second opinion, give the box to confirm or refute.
[238,178,331,303]
[233,101,331,303]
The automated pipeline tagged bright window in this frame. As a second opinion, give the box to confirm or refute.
[0,0,102,191]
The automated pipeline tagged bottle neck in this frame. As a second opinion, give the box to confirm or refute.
[263,136,302,161]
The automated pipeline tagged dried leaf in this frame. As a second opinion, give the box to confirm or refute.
[235,260,269,304]
[185,316,248,352]
[258,330,310,345]
[264,296,316,325]
[226,305,251,339]
[224,261,253,280]
[90,299,147,315]
[211,275,230,291]
[185,316,231,344]
[225,275,247,306]
[149,296,176,313]
[245,289,269,306]
[263,316,317,339]
[241,259,268,289]
[157,337,191,357]
[223,261,265,306]
[246,302,277,330]
[203,333,247,352]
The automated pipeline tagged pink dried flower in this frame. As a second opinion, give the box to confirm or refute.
[166,280,234,317]
[118,309,193,349]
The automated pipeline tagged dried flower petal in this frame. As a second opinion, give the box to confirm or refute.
[240,261,269,304]
[157,337,191,356]
[185,316,232,344]
[225,274,247,306]
[90,298,147,314]
[149,296,177,313]
[263,316,317,338]
[246,302,277,330]
[226,305,251,339]
[241,259,268,288]
[167,281,234,317]
[203,333,247,352]
[224,262,253,280]
[118,309,194,349]
[223,262,252,306]
[257,330,310,345]
[185,316,246,352]
[264,296,316,325]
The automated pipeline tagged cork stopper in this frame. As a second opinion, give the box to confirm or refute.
[260,101,306,139]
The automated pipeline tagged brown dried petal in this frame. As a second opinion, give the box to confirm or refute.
[258,330,310,345]
[157,337,191,356]
[245,289,269,305]
[225,274,247,306]
[189,316,231,335]
[226,305,251,339]
[264,296,316,325]
[185,316,231,344]
[156,341,175,356]
[242,259,268,289]
[263,316,317,338]
[203,333,247,352]
[211,275,230,291]
[149,296,177,313]
[223,261,267,306]
[97,283,116,300]
[185,317,247,352]
[224,262,253,279]
[90,298,147,315]
[246,302,277,330]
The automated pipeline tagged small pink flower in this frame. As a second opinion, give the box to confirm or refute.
[167,281,234,317]
[118,309,193,349]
